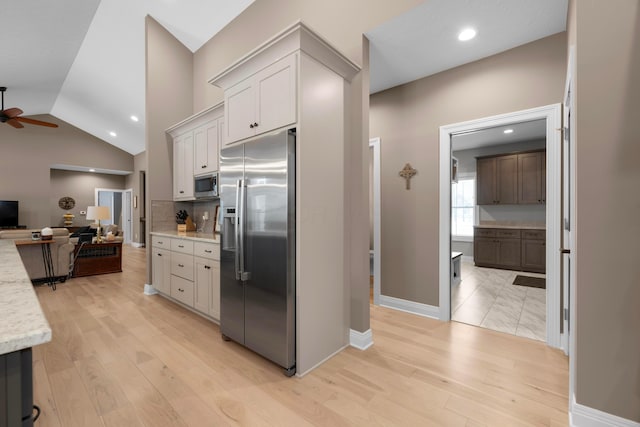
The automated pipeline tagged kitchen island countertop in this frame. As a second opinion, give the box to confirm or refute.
[0,240,52,355]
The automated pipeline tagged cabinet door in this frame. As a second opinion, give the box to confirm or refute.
[518,152,543,204]
[254,54,296,136]
[476,158,496,205]
[208,262,220,320]
[496,155,518,204]
[174,134,195,200]
[225,79,255,144]
[474,237,498,265]
[152,248,171,294]
[497,238,521,268]
[521,239,546,273]
[194,120,220,175]
[194,257,211,314]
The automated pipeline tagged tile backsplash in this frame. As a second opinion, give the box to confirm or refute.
[151,199,219,233]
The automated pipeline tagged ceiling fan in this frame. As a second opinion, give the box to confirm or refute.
[0,87,58,129]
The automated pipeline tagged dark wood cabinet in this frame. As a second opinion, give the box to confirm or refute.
[521,229,546,273]
[477,150,545,205]
[476,155,517,204]
[474,227,544,273]
[518,151,546,204]
[73,242,123,277]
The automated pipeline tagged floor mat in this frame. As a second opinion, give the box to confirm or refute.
[513,275,546,289]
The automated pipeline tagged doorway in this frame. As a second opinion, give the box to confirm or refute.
[439,104,564,350]
[95,188,133,244]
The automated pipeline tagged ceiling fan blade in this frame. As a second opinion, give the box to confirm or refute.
[16,116,58,128]
[2,108,23,118]
[7,118,24,129]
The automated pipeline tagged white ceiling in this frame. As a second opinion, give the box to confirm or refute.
[2,0,567,157]
[367,0,568,94]
[451,119,546,151]
[1,0,254,156]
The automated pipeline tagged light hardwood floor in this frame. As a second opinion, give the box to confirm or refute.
[33,246,569,426]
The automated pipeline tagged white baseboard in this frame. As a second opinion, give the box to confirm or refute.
[379,295,440,319]
[350,328,373,350]
[295,344,348,378]
[131,242,145,248]
[143,284,158,295]
[571,394,640,427]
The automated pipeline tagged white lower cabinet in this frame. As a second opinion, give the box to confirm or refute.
[152,247,171,294]
[151,234,220,321]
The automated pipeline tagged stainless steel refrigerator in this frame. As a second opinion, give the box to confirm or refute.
[219,128,296,376]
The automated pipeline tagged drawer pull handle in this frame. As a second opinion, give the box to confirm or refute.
[157,253,162,257]
[178,263,184,267]
[180,191,184,194]
[204,250,212,253]
[205,265,211,270]
[178,288,184,292]
[178,245,184,248]
[202,165,207,168]
[249,123,254,129]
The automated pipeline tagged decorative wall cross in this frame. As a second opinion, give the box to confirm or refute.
[399,163,417,190]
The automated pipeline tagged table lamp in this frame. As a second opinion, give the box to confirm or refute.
[86,206,110,243]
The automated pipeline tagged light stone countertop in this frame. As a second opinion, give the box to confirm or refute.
[475,222,546,230]
[151,230,220,243]
[0,240,52,355]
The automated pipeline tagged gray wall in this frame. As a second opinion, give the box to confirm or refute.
[124,151,147,244]
[370,32,567,306]
[145,16,194,283]
[0,114,133,229]
[50,170,126,227]
[572,0,640,421]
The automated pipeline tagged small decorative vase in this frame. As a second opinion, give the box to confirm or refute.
[63,212,75,227]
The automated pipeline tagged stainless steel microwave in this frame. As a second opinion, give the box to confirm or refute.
[194,173,218,199]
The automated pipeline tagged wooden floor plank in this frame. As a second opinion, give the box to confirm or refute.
[32,245,569,426]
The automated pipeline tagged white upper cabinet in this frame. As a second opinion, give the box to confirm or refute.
[223,54,297,145]
[173,132,194,200]
[167,103,224,201]
[194,119,220,176]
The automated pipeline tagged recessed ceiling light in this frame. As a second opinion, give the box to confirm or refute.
[89,169,96,172]
[458,28,477,42]
[109,131,117,137]
[130,115,139,122]
[504,129,514,134]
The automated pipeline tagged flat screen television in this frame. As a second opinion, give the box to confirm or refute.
[0,200,19,228]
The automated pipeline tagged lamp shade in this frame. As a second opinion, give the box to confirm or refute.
[86,205,110,221]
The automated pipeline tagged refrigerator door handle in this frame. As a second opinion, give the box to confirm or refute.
[235,179,241,280]
[239,178,251,281]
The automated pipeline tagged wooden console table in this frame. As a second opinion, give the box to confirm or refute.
[73,241,122,277]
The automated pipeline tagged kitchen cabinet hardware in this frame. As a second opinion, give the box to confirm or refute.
[178,263,184,267]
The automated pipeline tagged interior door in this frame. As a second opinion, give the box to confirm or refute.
[561,101,573,352]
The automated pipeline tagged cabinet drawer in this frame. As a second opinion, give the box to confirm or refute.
[496,229,521,239]
[171,239,194,255]
[171,275,194,307]
[474,228,496,238]
[522,229,545,240]
[152,236,171,249]
[171,252,194,281]
[194,242,220,260]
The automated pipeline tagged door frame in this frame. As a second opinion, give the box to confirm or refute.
[438,104,563,349]
[369,137,381,305]
[94,187,133,244]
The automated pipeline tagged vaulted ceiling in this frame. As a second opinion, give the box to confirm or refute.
[1,0,567,156]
